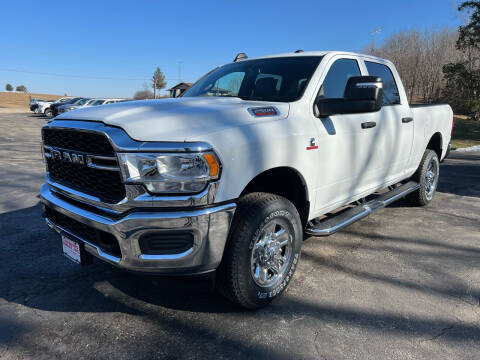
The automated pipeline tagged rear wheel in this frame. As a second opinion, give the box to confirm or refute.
[216,192,302,309]
[44,108,53,117]
[407,149,440,206]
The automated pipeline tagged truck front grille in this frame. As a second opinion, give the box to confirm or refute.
[42,127,115,156]
[42,127,126,203]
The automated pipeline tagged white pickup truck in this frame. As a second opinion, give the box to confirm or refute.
[40,51,453,308]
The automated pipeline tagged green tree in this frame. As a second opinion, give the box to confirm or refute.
[152,67,166,98]
[457,1,480,50]
[16,85,27,92]
[443,0,480,119]
[5,83,13,91]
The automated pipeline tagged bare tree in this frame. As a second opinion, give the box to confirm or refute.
[133,89,154,100]
[418,29,462,103]
[364,28,462,103]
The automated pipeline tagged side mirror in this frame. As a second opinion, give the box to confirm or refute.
[314,76,383,118]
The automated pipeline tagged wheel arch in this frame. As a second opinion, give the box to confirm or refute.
[426,132,443,160]
[239,166,310,227]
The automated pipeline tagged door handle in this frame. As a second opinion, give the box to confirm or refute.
[402,117,413,123]
[361,121,376,129]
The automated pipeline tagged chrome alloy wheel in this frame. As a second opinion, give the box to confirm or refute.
[425,157,438,200]
[250,219,293,288]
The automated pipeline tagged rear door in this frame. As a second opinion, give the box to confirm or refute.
[362,59,413,183]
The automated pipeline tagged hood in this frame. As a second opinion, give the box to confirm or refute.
[55,97,290,142]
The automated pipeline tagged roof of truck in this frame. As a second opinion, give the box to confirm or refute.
[237,51,392,65]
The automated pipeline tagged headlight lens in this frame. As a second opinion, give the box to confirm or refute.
[118,152,220,194]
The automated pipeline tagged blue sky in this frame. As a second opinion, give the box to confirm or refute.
[0,0,463,98]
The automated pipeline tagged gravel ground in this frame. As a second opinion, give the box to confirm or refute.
[1,113,479,360]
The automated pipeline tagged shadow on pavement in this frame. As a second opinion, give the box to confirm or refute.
[1,150,479,357]
[437,152,480,198]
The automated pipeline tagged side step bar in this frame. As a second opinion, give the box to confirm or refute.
[305,181,420,237]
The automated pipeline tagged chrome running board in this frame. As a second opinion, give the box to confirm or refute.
[305,181,420,237]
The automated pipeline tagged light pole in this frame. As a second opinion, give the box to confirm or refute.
[371,28,381,53]
[178,61,183,83]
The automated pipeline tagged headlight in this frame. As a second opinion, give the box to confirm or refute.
[68,107,75,110]
[118,152,220,194]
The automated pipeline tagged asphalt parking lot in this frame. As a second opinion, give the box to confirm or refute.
[1,112,479,359]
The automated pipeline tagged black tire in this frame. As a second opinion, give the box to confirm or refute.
[44,108,53,117]
[216,192,303,309]
[407,149,440,206]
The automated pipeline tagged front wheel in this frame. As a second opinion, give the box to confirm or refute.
[216,192,303,309]
[44,108,53,117]
[407,149,440,206]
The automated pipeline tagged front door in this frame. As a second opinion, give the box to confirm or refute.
[311,56,384,213]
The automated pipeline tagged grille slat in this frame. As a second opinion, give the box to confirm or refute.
[42,127,126,203]
[42,128,115,156]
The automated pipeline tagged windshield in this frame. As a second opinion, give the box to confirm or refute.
[64,97,81,104]
[184,56,322,102]
[76,98,90,105]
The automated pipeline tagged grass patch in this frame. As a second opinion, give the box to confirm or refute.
[451,115,480,149]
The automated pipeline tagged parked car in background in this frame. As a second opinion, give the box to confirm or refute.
[87,99,109,106]
[38,97,73,117]
[49,97,83,117]
[57,98,125,114]
[90,98,124,106]
[33,100,54,114]
[58,98,92,114]
[104,98,124,104]
[29,98,46,112]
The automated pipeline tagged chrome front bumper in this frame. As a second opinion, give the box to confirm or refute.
[40,184,236,274]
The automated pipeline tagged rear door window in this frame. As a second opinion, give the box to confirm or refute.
[365,61,401,105]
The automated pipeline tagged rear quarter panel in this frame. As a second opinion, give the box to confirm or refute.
[408,104,453,174]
